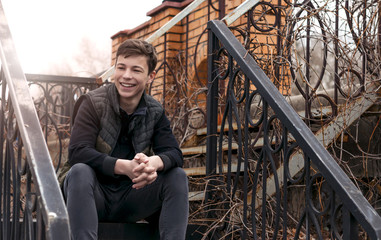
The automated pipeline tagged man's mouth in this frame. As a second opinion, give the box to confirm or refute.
[120,83,135,88]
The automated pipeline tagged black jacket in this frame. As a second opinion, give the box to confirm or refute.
[66,84,183,181]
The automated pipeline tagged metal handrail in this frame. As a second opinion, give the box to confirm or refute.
[0,2,70,239]
[206,19,381,239]
[145,0,207,43]
[222,0,259,25]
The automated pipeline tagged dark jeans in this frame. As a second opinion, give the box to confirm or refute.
[63,163,189,240]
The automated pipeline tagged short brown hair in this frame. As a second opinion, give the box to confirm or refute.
[116,39,158,74]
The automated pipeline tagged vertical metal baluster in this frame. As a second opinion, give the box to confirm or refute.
[261,101,268,240]
[0,69,5,240]
[163,33,167,109]
[343,206,358,240]
[206,28,219,224]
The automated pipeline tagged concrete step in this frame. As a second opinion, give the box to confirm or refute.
[98,222,159,240]
[98,222,205,240]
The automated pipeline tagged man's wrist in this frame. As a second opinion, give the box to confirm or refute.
[114,159,130,175]
[151,155,164,171]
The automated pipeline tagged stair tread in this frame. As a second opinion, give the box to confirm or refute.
[98,222,159,240]
[195,105,334,136]
[185,163,242,176]
[181,137,266,156]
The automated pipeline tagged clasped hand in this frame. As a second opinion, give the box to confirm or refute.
[115,153,164,189]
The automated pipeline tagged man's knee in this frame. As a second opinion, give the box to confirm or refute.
[64,163,96,191]
[166,167,187,180]
[163,167,189,193]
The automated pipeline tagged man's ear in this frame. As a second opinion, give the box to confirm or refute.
[147,71,156,84]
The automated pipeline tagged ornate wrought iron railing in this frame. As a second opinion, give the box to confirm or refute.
[25,74,99,172]
[204,19,381,239]
[0,2,70,240]
[146,0,227,146]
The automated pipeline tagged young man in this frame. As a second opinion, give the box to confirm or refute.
[62,39,189,239]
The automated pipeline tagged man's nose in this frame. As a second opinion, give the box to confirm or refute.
[123,69,132,78]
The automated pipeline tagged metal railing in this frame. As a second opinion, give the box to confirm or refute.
[204,19,381,239]
[0,2,70,239]
[25,74,99,172]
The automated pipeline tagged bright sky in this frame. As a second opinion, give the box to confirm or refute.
[2,0,163,74]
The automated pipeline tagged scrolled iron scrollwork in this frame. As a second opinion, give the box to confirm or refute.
[249,1,280,32]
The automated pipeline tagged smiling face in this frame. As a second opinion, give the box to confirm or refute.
[114,54,156,113]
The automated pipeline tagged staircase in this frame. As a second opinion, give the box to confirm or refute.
[2,0,381,239]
